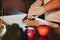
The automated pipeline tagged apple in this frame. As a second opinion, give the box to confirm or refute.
[37,25,50,36]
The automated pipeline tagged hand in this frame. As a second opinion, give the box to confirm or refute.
[28,6,46,19]
[0,18,10,26]
[27,0,44,19]
[30,0,42,8]
[22,19,40,26]
[0,19,2,28]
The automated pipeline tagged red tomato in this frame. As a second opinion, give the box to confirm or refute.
[37,25,50,36]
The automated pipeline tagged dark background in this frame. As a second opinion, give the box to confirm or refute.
[1,0,44,19]
[1,0,36,15]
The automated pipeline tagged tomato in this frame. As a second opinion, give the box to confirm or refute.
[37,25,50,36]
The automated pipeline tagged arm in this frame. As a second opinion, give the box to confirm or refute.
[28,0,60,19]
[0,18,10,26]
[23,18,59,28]
[44,0,60,12]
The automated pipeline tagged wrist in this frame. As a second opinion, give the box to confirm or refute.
[41,6,46,13]
[39,6,46,15]
[35,6,46,16]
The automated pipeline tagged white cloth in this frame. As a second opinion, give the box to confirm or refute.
[0,13,27,31]
[0,13,50,31]
[0,24,6,37]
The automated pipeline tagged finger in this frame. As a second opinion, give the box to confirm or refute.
[27,13,30,19]
[28,14,30,19]
[31,15,39,20]
[29,15,33,20]
[35,16,39,18]
[31,0,42,7]
[28,13,32,20]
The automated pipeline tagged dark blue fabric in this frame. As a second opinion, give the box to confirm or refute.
[11,12,26,15]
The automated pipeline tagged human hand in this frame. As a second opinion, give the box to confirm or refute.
[22,19,40,26]
[30,0,42,8]
[0,19,2,28]
[28,0,45,19]
[0,18,10,26]
[28,6,46,19]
